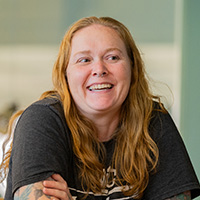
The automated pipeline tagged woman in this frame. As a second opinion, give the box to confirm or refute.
[1,16,200,200]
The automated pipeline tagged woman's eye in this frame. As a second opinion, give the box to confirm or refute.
[107,55,120,61]
[77,58,90,63]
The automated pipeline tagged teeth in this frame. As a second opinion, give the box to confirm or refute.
[89,84,113,91]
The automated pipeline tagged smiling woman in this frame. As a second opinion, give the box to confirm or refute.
[0,16,200,200]
[66,24,131,126]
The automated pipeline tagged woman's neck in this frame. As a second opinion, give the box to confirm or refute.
[89,110,120,142]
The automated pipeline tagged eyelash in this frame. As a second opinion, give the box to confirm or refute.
[107,55,120,61]
[76,54,120,64]
[77,57,91,63]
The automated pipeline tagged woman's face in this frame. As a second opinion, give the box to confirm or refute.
[66,24,131,118]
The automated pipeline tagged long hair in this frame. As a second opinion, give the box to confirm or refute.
[1,17,161,199]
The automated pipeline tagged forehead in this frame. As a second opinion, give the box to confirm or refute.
[73,24,119,37]
[70,24,125,50]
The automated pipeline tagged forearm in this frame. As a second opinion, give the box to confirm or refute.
[14,174,72,200]
[14,182,51,200]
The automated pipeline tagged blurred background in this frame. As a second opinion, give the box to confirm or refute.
[0,0,199,198]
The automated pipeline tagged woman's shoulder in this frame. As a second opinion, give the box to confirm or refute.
[150,101,179,140]
[14,97,71,147]
[24,97,64,118]
[15,97,66,134]
[32,97,62,109]
[151,101,171,124]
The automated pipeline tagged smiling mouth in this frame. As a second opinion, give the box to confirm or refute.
[88,84,113,91]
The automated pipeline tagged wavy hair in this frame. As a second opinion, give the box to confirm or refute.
[1,17,161,199]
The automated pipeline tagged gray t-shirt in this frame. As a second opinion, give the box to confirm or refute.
[5,98,200,200]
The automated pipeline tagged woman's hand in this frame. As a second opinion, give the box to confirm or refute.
[43,174,73,200]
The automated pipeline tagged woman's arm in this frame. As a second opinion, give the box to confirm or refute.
[42,175,191,200]
[165,191,191,200]
[14,174,72,200]
[14,182,52,200]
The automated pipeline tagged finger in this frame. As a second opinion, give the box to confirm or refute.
[51,174,66,183]
[43,174,72,200]
[43,188,72,200]
[43,174,66,188]
[43,180,63,190]
[43,180,68,192]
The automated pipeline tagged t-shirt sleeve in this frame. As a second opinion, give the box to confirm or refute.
[143,110,200,200]
[10,103,72,195]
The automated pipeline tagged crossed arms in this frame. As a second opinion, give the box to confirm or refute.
[14,174,191,200]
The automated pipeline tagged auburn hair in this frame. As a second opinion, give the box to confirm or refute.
[0,17,161,199]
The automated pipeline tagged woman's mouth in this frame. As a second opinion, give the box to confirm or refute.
[88,83,113,91]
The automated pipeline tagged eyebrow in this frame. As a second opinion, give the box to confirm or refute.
[104,48,123,54]
[69,51,90,64]
[73,50,91,57]
[73,48,123,57]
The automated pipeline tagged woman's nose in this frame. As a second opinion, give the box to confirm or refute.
[92,60,108,77]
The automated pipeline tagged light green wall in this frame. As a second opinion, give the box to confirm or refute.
[60,0,175,44]
[181,0,200,198]
[0,0,64,44]
[0,0,175,45]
